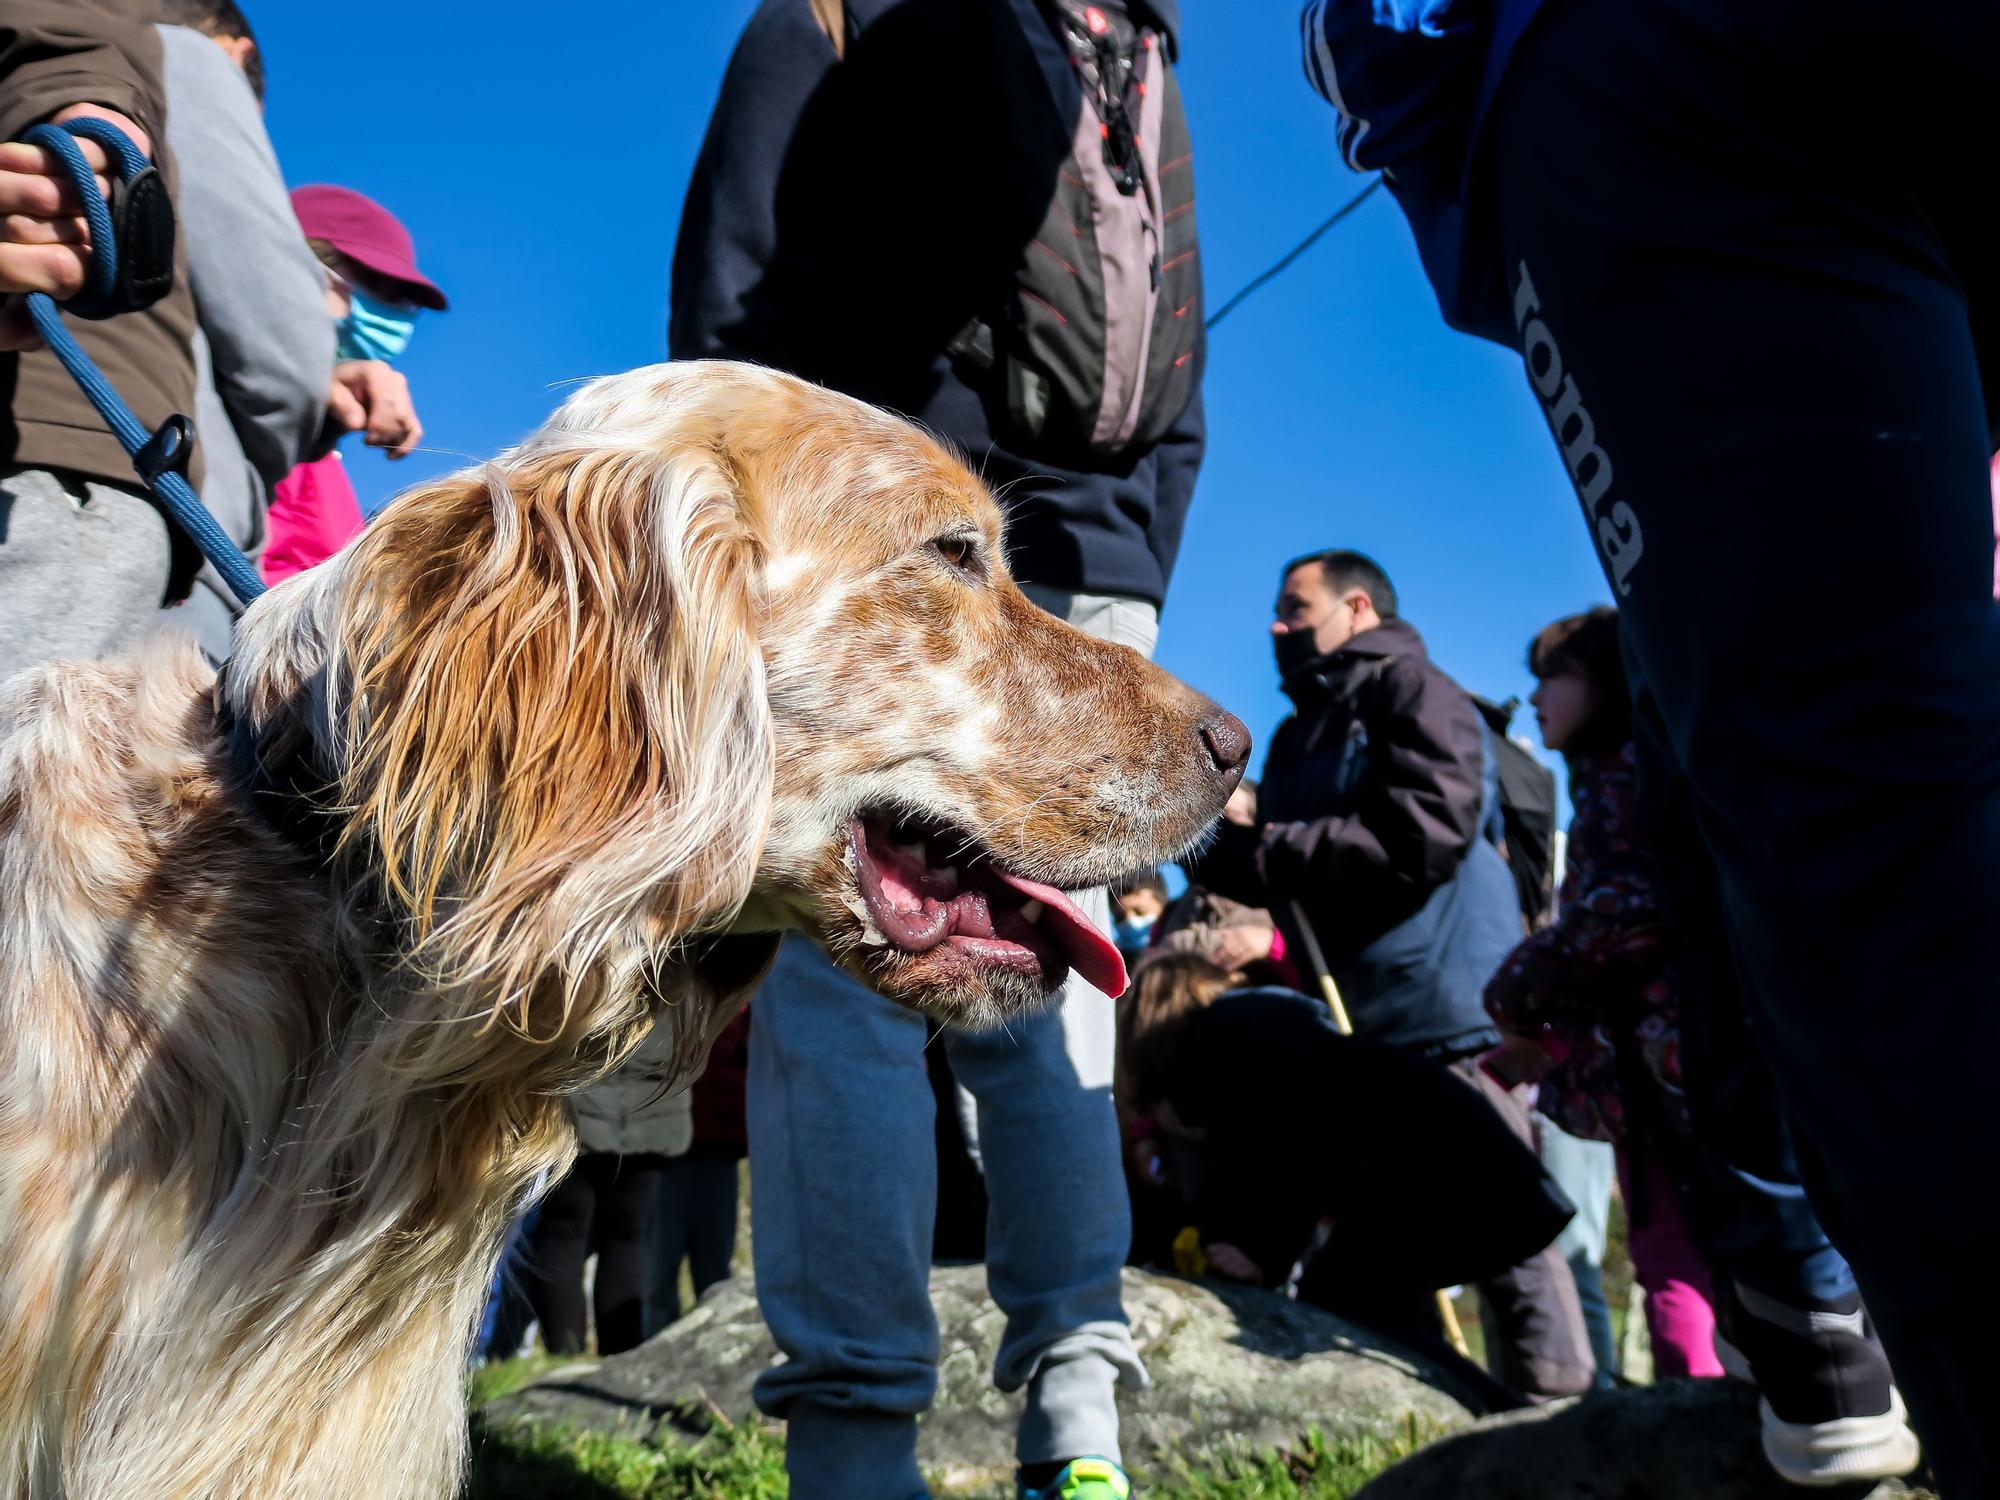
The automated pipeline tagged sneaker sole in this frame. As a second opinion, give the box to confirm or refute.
[1760,1389,1922,1489]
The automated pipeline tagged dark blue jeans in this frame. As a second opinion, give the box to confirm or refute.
[1488,0,2000,1488]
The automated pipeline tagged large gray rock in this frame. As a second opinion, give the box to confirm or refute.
[1353,1378,1930,1500]
[482,1266,1475,1490]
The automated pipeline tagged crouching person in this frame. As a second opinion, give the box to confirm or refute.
[1116,954,1572,1405]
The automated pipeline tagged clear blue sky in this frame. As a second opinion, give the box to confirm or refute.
[251,4,1609,784]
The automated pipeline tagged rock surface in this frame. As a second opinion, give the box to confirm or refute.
[482,1266,1475,1488]
[1353,1378,1928,1500]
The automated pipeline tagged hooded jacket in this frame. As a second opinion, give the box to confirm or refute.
[1187,617,1519,1055]
[668,0,1205,608]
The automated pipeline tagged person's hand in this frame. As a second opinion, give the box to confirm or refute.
[1126,1135,1169,1188]
[1204,1242,1263,1282]
[1207,922,1274,975]
[1480,1029,1557,1089]
[1223,784,1257,828]
[1,106,149,347]
[327,360,423,458]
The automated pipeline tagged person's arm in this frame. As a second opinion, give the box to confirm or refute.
[157,26,332,491]
[667,0,839,364]
[1483,866,1668,1035]
[1299,0,1530,344]
[1192,657,1487,910]
[1298,0,1486,202]
[0,0,162,143]
[1145,377,1205,599]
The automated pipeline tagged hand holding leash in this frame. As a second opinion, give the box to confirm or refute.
[0,106,155,346]
[8,117,262,606]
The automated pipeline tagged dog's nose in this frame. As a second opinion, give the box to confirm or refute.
[1198,711,1251,786]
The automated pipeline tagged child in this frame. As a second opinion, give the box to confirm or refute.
[648,1007,749,1333]
[1483,607,1723,1379]
[1109,867,1169,969]
[526,1024,691,1356]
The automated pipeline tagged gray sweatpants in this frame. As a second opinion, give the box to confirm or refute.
[1,467,172,683]
[747,588,1156,1500]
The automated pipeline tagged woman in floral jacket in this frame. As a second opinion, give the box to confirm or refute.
[1483,607,1722,1379]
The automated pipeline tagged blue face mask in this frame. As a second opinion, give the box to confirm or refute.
[1113,915,1156,952]
[335,286,419,363]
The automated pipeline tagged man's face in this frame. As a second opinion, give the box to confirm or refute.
[1272,563,1363,656]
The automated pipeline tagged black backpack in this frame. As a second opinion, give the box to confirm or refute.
[1472,695,1560,930]
[946,0,1202,461]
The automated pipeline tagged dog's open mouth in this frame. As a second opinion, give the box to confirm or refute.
[847,814,1128,997]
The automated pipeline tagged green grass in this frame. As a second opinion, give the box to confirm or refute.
[467,1352,587,1407]
[465,1360,1432,1500]
[466,1409,788,1500]
[1139,1417,1440,1499]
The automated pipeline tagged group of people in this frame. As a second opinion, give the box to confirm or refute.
[1106,558,1915,1492]
[1,0,439,683]
[7,0,2000,1498]
[478,1011,750,1363]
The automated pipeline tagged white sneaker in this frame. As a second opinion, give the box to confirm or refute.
[1713,1284,1922,1489]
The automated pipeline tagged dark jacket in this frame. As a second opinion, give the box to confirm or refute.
[1188,618,1518,1055]
[1161,987,1571,1289]
[2,0,203,525]
[689,1007,751,1160]
[668,0,1206,608]
[1484,744,1689,1145]
[1298,0,1543,341]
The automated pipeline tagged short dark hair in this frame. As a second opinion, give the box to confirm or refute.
[159,0,264,100]
[1528,606,1631,758]
[1282,549,1398,620]
[1112,867,1168,902]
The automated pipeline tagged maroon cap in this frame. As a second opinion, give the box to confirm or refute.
[290,184,448,311]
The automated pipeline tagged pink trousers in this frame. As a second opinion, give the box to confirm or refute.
[1617,1147,1724,1379]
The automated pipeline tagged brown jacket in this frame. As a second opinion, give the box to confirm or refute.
[2,0,202,554]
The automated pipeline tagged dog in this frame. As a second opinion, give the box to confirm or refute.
[0,361,1247,1499]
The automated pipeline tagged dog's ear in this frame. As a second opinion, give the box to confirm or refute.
[328,440,773,1025]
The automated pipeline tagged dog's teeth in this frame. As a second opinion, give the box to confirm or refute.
[937,864,960,890]
[893,839,927,862]
[1021,899,1045,924]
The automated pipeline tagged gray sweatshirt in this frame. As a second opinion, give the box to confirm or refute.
[153,24,333,654]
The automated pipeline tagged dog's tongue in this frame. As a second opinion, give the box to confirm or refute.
[992,870,1129,998]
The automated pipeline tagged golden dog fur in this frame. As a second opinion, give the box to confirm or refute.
[0,361,1239,1498]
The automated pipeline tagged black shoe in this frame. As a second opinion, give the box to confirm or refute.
[1712,1280,1920,1488]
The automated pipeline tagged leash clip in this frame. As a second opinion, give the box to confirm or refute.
[134,414,196,486]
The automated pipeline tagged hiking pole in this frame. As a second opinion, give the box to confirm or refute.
[1285,900,1474,1361]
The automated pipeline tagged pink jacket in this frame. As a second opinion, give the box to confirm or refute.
[261,452,364,586]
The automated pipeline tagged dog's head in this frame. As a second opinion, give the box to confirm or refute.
[226,362,1245,1044]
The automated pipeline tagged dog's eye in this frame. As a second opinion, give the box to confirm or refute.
[930,535,981,576]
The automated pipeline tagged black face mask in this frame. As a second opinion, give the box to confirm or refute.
[1273,628,1322,680]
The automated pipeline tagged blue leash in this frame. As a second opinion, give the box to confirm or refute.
[18,119,267,605]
